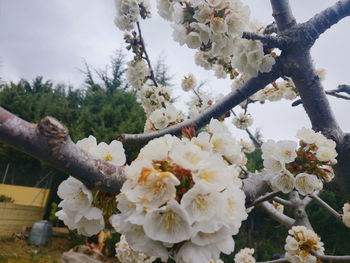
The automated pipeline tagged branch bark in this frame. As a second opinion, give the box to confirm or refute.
[270,0,296,32]
[0,107,126,193]
[305,0,350,43]
[260,201,295,228]
[119,60,283,146]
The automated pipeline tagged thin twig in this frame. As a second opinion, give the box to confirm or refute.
[313,252,350,262]
[136,21,158,87]
[231,109,262,148]
[310,193,342,221]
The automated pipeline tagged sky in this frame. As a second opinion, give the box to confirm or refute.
[0,0,349,141]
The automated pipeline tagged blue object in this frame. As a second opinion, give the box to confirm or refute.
[29,221,52,246]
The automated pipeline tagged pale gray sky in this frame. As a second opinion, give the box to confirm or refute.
[0,0,349,141]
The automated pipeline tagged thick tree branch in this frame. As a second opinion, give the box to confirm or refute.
[260,201,295,228]
[0,107,126,193]
[0,107,275,203]
[119,60,283,146]
[305,0,350,43]
[270,0,296,32]
[289,191,313,229]
[242,32,287,49]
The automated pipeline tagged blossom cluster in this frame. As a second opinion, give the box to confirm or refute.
[144,104,185,132]
[342,202,350,228]
[157,0,275,78]
[110,119,248,263]
[181,73,197,92]
[285,226,324,263]
[233,113,253,130]
[55,136,127,236]
[234,248,256,263]
[114,0,151,31]
[262,128,337,195]
[115,235,156,263]
[140,85,172,116]
[127,59,150,90]
[56,176,104,237]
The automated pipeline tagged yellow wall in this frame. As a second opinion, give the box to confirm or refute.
[0,184,50,207]
[0,203,46,237]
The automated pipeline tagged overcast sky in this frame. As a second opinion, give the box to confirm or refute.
[0,0,349,141]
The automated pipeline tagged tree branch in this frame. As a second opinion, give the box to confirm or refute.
[273,196,293,207]
[136,21,158,87]
[313,252,350,262]
[242,32,287,48]
[260,201,295,228]
[310,193,342,221]
[270,0,296,32]
[247,191,280,208]
[119,60,283,146]
[289,191,313,230]
[257,259,289,263]
[0,107,125,193]
[292,86,350,107]
[305,0,350,43]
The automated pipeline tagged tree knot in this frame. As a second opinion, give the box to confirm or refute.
[37,116,68,144]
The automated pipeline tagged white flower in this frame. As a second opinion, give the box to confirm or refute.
[157,0,176,21]
[285,226,324,263]
[57,176,93,213]
[55,209,78,230]
[233,113,253,130]
[261,139,277,159]
[149,108,170,130]
[181,73,197,92]
[124,167,180,209]
[175,242,220,263]
[342,202,350,228]
[263,157,283,174]
[192,157,231,190]
[186,31,202,49]
[273,140,297,164]
[181,184,223,223]
[220,187,248,234]
[76,135,97,153]
[170,143,209,170]
[240,140,255,153]
[296,127,318,144]
[191,224,234,247]
[114,0,140,31]
[270,170,295,194]
[127,60,150,90]
[115,235,156,263]
[138,135,180,161]
[234,248,255,263]
[91,140,126,166]
[191,132,213,152]
[295,173,323,195]
[316,146,337,162]
[75,207,105,237]
[143,200,191,243]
